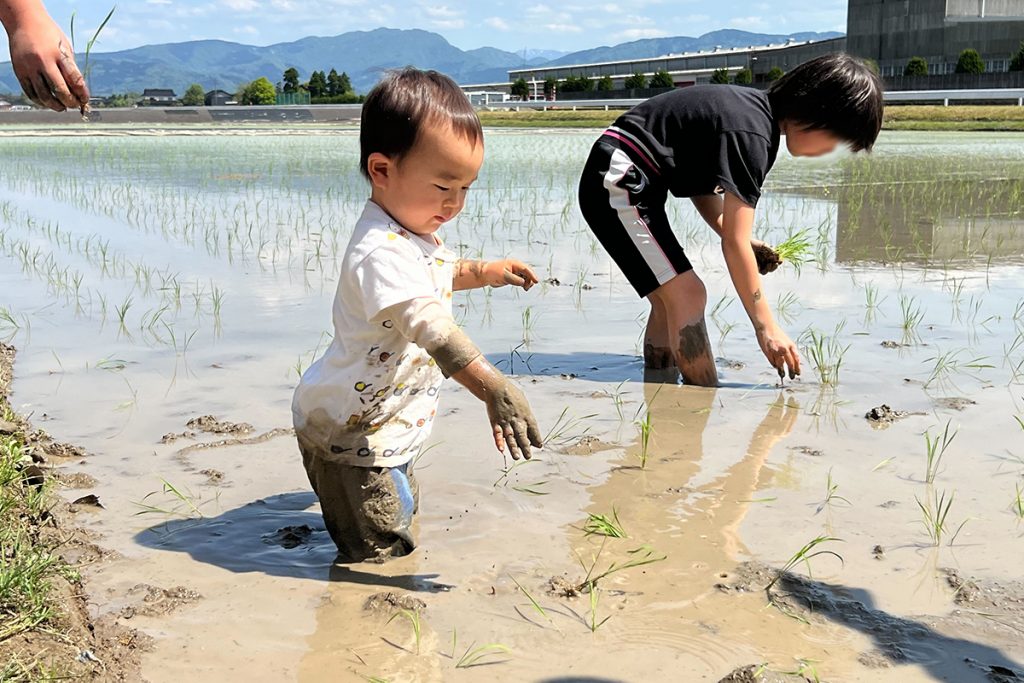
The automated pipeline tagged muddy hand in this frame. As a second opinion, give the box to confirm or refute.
[486,380,543,460]
[757,324,801,381]
[7,18,89,112]
[751,240,782,276]
[491,259,538,291]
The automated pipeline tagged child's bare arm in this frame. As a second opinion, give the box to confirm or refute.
[720,192,801,379]
[378,298,543,458]
[691,194,780,275]
[453,258,538,292]
[1,0,89,111]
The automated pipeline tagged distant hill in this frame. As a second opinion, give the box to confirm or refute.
[0,27,843,97]
[546,29,845,66]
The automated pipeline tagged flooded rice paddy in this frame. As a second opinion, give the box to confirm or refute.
[1,128,1023,682]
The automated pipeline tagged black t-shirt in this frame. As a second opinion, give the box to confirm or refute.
[613,85,780,207]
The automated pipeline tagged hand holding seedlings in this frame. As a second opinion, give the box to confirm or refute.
[0,0,90,112]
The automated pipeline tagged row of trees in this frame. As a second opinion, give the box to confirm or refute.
[282,67,354,99]
[511,65,785,99]
[904,42,1024,76]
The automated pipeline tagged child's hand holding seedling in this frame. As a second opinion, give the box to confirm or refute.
[454,258,538,291]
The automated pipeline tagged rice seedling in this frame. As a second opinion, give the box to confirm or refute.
[635,408,653,469]
[70,6,116,109]
[924,421,957,484]
[581,508,627,538]
[508,574,560,631]
[385,608,422,655]
[133,479,208,520]
[542,406,597,448]
[900,294,925,343]
[450,629,510,669]
[586,582,611,632]
[521,305,537,343]
[775,229,814,271]
[574,539,666,592]
[1011,483,1024,519]
[775,291,801,325]
[815,469,851,514]
[803,322,849,386]
[766,535,844,594]
[915,489,968,546]
[924,349,993,389]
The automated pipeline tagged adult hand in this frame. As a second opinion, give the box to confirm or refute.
[484,258,538,290]
[485,379,543,459]
[756,323,801,380]
[7,14,88,111]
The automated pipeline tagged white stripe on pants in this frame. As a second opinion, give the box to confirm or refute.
[602,148,677,286]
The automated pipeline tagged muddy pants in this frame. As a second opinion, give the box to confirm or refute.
[298,437,420,563]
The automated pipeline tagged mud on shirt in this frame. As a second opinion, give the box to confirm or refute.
[612,84,781,207]
[292,200,456,468]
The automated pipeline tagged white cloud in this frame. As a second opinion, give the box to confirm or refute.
[423,5,461,18]
[728,15,766,28]
[221,0,259,10]
[543,22,582,33]
[484,17,511,30]
[620,28,668,39]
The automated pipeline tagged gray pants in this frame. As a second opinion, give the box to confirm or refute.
[298,436,420,563]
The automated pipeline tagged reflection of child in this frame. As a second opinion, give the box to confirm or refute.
[292,68,543,563]
[0,0,90,111]
[578,54,883,386]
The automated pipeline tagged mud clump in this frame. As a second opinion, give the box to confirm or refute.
[262,525,314,549]
[865,404,907,424]
[54,471,99,489]
[718,664,812,683]
[363,591,427,615]
[934,397,977,412]
[753,243,782,275]
[547,575,582,598]
[562,435,617,456]
[119,584,201,619]
[186,415,254,435]
[200,468,225,484]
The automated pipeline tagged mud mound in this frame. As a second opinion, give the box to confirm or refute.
[363,591,427,615]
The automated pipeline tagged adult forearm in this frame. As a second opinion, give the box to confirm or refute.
[0,0,47,31]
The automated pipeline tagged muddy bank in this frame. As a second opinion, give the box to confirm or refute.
[0,343,146,679]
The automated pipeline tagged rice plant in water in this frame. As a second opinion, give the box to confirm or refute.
[924,421,957,484]
[915,489,968,546]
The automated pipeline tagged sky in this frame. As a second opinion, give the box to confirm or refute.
[1,0,848,61]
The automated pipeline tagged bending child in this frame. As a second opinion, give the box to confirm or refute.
[292,68,543,563]
[578,54,883,386]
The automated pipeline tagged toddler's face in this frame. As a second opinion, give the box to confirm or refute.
[368,122,483,236]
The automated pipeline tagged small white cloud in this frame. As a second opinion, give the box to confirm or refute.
[484,17,511,30]
[233,25,259,35]
[423,5,461,18]
[221,0,259,10]
[728,15,766,28]
[431,18,465,28]
[620,28,668,39]
[543,22,582,33]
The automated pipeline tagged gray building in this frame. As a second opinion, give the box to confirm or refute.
[848,0,1024,77]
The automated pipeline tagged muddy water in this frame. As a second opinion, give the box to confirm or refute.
[1,129,1023,681]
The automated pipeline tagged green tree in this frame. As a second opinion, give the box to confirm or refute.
[733,68,753,85]
[308,70,328,97]
[327,68,342,96]
[623,72,646,89]
[766,66,785,82]
[560,75,594,92]
[904,56,928,76]
[241,77,277,105]
[1010,41,1024,71]
[283,67,301,93]
[955,49,984,74]
[543,77,557,99]
[338,71,352,94]
[862,58,880,75]
[597,74,614,91]
[710,68,730,84]
[649,70,674,88]
[510,77,529,100]
[182,83,205,106]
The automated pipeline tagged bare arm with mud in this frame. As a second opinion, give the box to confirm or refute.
[0,0,89,112]
[691,194,781,275]
[720,192,801,379]
[378,299,543,459]
[453,258,539,292]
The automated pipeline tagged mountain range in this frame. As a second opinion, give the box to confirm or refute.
[0,27,843,97]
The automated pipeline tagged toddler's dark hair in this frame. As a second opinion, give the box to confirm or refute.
[768,53,884,152]
[359,67,482,177]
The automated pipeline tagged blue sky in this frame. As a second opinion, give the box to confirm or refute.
[2,0,848,60]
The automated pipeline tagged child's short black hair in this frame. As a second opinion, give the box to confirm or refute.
[359,67,483,177]
[768,53,884,152]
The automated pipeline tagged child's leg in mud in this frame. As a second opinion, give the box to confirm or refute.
[299,442,418,563]
[647,271,719,387]
[644,296,675,369]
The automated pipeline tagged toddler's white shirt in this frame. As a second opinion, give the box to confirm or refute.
[292,200,456,467]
